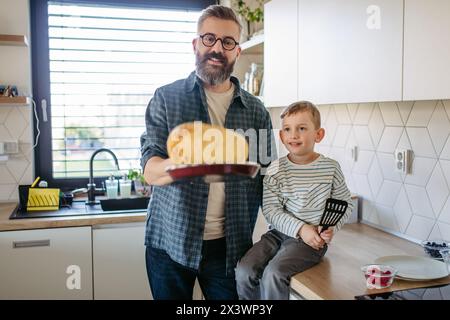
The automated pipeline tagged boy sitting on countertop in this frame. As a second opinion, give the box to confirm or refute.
[235,101,353,300]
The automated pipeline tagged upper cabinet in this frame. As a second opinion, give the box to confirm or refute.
[403,0,450,101]
[264,0,403,107]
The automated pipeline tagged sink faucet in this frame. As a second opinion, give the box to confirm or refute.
[86,148,120,205]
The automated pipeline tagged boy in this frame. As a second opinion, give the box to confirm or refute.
[235,101,353,300]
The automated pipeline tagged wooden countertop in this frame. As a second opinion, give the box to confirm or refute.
[290,223,450,300]
[0,202,146,231]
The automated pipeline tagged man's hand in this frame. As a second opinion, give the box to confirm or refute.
[143,157,174,186]
[318,226,334,244]
[298,224,325,250]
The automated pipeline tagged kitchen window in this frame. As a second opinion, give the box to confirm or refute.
[31,0,214,190]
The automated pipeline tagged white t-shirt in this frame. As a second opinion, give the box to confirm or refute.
[203,83,235,240]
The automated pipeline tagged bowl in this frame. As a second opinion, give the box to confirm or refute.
[421,240,450,259]
[361,264,398,289]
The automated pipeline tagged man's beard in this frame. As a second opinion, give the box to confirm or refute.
[195,51,236,86]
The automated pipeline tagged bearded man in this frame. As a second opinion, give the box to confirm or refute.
[140,4,274,300]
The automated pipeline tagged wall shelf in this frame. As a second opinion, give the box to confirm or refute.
[240,33,264,54]
[0,96,30,105]
[0,34,28,47]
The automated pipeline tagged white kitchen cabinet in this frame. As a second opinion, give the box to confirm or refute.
[0,226,93,299]
[403,0,450,100]
[264,0,403,106]
[264,0,298,107]
[92,222,151,300]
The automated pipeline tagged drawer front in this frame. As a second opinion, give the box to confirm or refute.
[0,227,92,299]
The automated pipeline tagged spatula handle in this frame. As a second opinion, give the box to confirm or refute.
[319,225,329,234]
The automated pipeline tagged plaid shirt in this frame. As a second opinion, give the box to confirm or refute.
[140,71,275,274]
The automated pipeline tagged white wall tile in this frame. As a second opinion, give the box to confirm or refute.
[321,108,338,146]
[317,104,331,124]
[426,163,449,217]
[442,100,450,120]
[440,137,450,160]
[332,125,352,147]
[396,101,414,125]
[329,147,351,173]
[406,127,436,158]
[404,157,436,187]
[0,124,13,140]
[427,101,450,156]
[376,180,402,207]
[6,159,29,183]
[360,199,376,221]
[352,150,374,175]
[406,101,437,127]
[439,160,450,188]
[377,152,403,183]
[375,204,399,232]
[353,103,375,125]
[353,126,374,151]
[379,102,403,126]
[393,187,413,233]
[353,174,373,201]
[0,106,11,123]
[405,184,435,219]
[428,223,443,241]
[334,105,352,124]
[0,165,16,184]
[437,222,450,242]
[0,184,16,201]
[405,215,435,241]
[368,105,385,148]
[19,162,33,185]
[347,104,358,121]
[438,196,450,224]
[397,129,412,150]
[4,108,27,140]
[368,156,383,198]
[377,127,403,153]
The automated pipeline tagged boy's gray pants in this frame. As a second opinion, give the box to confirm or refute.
[236,229,327,300]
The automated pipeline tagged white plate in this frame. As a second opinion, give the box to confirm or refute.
[374,255,449,280]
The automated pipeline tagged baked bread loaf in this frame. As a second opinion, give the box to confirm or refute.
[167,122,248,165]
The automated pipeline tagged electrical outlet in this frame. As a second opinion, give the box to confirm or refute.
[394,149,412,174]
[0,140,19,155]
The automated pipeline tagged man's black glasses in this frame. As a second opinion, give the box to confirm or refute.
[199,33,239,51]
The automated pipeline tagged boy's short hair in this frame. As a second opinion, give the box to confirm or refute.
[280,101,321,129]
[197,5,242,35]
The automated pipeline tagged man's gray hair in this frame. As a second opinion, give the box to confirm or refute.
[197,5,242,35]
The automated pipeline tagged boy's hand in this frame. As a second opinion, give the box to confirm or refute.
[318,226,334,244]
[298,224,325,250]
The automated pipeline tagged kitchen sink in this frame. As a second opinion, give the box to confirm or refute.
[9,197,149,219]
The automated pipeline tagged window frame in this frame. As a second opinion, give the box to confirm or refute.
[30,0,215,191]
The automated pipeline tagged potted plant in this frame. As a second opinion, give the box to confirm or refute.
[233,0,264,40]
[127,169,151,197]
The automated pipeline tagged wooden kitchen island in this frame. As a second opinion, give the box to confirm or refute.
[290,223,450,300]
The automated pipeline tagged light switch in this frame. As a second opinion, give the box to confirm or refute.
[347,145,358,162]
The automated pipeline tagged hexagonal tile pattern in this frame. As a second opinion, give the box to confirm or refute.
[442,100,450,119]
[353,126,374,151]
[396,101,414,125]
[405,184,435,219]
[0,106,12,123]
[404,157,436,187]
[439,160,450,188]
[367,156,383,198]
[393,187,413,233]
[406,100,437,127]
[368,104,385,148]
[332,125,352,147]
[353,103,375,125]
[428,223,443,241]
[6,159,29,183]
[334,105,352,124]
[374,204,399,232]
[406,127,436,158]
[4,108,27,140]
[379,102,403,126]
[376,180,402,207]
[352,150,374,175]
[0,124,13,140]
[321,108,338,146]
[377,152,403,183]
[346,104,358,121]
[377,127,403,153]
[405,215,435,241]
[353,174,373,201]
[428,101,450,156]
[0,165,16,184]
[0,184,16,201]
[440,137,450,160]
[438,196,450,224]
[317,104,332,124]
[437,222,450,241]
[426,163,449,216]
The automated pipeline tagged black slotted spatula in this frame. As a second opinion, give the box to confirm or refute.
[319,198,348,234]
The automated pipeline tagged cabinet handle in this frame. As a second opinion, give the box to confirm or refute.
[13,239,50,248]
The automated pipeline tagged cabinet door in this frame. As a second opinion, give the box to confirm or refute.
[264,0,298,107]
[298,0,403,104]
[0,227,92,299]
[403,0,450,100]
[92,223,151,299]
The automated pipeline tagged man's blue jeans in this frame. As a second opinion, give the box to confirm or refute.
[145,237,238,300]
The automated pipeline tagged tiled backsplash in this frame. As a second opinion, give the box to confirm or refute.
[269,100,450,242]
